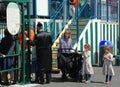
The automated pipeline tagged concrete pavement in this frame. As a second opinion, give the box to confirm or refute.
[2,66,120,87]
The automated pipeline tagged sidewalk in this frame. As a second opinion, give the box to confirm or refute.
[1,66,120,87]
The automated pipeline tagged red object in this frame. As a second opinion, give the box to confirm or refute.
[18,29,35,48]
[71,0,80,7]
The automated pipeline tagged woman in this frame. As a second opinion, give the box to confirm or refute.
[59,30,73,53]
[58,30,73,81]
[0,29,15,85]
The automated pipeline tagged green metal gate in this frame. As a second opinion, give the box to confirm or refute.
[0,0,31,84]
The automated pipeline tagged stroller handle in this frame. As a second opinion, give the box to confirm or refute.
[58,48,83,54]
[58,48,75,52]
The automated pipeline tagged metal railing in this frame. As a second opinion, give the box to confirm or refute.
[0,24,20,84]
[91,0,118,22]
[68,0,89,45]
[0,0,31,84]
[45,0,71,42]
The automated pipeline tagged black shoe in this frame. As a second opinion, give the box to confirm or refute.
[46,80,50,84]
[62,76,68,81]
[35,79,39,83]
[1,80,9,86]
[39,80,45,84]
[39,81,44,84]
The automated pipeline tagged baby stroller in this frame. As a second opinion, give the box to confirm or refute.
[57,49,83,82]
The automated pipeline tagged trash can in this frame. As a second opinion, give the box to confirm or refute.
[115,55,120,66]
[99,40,113,66]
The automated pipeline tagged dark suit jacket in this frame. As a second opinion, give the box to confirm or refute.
[35,31,52,71]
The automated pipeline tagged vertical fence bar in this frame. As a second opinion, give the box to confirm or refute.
[106,0,109,22]
[76,0,79,47]
[21,2,26,84]
[63,0,67,25]
[99,0,101,19]
[118,0,120,53]
[27,1,31,82]
[49,0,52,18]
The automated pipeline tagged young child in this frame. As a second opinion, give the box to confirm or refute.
[82,44,94,83]
[103,46,115,84]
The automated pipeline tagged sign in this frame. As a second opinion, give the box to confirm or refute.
[36,0,49,16]
[7,2,20,35]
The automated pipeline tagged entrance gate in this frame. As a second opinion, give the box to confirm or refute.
[0,0,31,84]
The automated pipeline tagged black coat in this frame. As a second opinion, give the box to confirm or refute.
[0,35,15,69]
[35,31,52,71]
[0,36,15,55]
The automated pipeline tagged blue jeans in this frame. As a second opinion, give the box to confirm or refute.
[105,75,112,82]
[85,74,91,82]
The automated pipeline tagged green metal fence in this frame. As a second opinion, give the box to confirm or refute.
[0,23,20,84]
[0,0,31,84]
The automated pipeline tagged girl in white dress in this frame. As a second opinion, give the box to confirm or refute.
[103,46,115,84]
[82,44,94,83]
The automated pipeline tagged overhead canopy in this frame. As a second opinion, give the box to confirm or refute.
[99,40,113,47]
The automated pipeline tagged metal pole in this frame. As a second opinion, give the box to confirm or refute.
[119,0,120,53]
[49,0,51,18]
[21,2,26,84]
[27,1,31,82]
[95,0,97,18]
[106,0,109,22]
[63,0,67,25]
[118,0,120,30]
[100,0,101,19]
[76,0,79,44]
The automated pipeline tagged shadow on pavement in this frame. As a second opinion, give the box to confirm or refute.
[91,81,103,84]
[51,77,82,83]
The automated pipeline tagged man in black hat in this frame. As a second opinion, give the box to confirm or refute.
[35,22,52,84]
